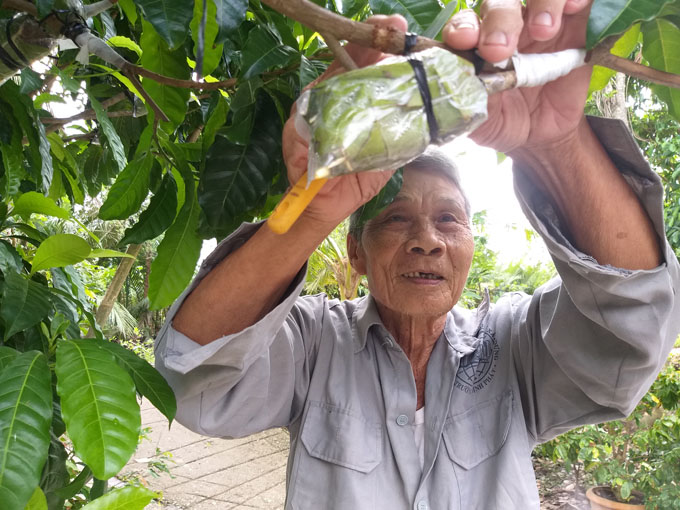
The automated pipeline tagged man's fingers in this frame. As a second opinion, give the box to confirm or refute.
[477,0,523,62]
[443,9,480,50]
[524,0,569,41]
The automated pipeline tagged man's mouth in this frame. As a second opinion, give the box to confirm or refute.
[402,271,444,281]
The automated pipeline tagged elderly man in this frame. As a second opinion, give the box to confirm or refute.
[155,0,680,508]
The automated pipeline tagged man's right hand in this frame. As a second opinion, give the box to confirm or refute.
[280,15,406,230]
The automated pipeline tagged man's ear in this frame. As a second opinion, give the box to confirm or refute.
[347,233,367,275]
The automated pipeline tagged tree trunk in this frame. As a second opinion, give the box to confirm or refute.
[86,243,142,337]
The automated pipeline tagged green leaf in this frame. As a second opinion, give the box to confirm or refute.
[120,172,178,246]
[589,24,641,95]
[98,341,176,423]
[587,0,676,49]
[30,234,92,275]
[214,0,248,44]
[108,36,143,57]
[201,105,283,229]
[0,142,22,198]
[0,273,52,341]
[299,54,322,89]
[353,168,404,227]
[20,68,43,95]
[140,20,191,129]
[148,173,202,309]
[118,0,138,24]
[0,347,18,372]
[35,0,55,18]
[99,152,153,220]
[12,192,69,220]
[201,95,229,152]
[642,18,680,120]
[40,433,69,509]
[191,0,224,77]
[133,0,193,49]
[90,97,128,172]
[240,25,298,80]
[423,1,459,39]
[0,240,23,275]
[55,339,141,480]
[222,78,262,144]
[88,249,135,259]
[24,486,48,510]
[0,351,52,510]
[80,486,157,510]
[620,480,632,501]
[369,0,441,34]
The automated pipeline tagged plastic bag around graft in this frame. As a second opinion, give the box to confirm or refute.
[296,47,488,183]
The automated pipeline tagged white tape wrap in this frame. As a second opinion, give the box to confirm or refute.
[512,49,587,88]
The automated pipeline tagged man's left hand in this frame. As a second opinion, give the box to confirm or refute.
[443,0,593,154]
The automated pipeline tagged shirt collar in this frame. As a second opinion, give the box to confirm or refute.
[351,291,492,355]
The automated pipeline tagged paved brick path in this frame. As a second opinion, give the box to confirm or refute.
[120,401,289,509]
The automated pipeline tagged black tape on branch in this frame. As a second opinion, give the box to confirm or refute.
[408,58,439,143]
[403,32,418,55]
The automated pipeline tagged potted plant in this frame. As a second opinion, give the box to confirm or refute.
[536,353,680,510]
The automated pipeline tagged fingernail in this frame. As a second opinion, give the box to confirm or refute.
[453,21,475,30]
[533,12,554,27]
[483,31,508,46]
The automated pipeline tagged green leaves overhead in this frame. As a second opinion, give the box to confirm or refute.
[139,19,191,129]
[587,0,676,49]
[133,0,194,50]
[55,339,141,480]
[241,25,298,80]
[0,272,52,341]
[91,98,128,172]
[120,172,178,246]
[99,152,154,220]
[12,192,69,220]
[369,0,441,34]
[642,19,680,119]
[215,0,248,44]
[0,351,52,510]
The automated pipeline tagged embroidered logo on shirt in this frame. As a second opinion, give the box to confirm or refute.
[454,327,499,394]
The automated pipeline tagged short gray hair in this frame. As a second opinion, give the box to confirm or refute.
[348,147,471,240]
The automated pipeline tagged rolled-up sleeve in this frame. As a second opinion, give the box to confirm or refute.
[155,222,324,438]
[510,117,680,443]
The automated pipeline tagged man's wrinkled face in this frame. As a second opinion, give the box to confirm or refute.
[348,168,474,318]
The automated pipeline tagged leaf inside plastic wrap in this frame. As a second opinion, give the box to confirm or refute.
[297,47,488,182]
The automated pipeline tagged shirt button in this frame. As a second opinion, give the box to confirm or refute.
[417,501,429,510]
[396,414,409,426]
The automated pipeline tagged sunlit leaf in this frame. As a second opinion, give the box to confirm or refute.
[12,192,69,220]
[24,486,48,510]
[30,234,91,275]
[80,486,157,510]
[88,248,135,259]
[642,18,680,120]
[589,24,641,95]
[55,339,140,480]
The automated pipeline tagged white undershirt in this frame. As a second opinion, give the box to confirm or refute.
[414,407,426,470]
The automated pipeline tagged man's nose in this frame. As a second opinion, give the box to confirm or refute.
[406,221,445,255]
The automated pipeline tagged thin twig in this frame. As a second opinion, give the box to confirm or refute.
[321,33,358,70]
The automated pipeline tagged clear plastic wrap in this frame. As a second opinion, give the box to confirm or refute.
[296,47,489,183]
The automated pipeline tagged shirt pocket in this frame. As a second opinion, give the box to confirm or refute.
[300,401,382,472]
[442,390,513,470]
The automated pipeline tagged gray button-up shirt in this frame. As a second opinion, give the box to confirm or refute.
[155,118,680,509]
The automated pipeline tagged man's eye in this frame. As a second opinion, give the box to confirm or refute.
[387,214,407,222]
[439,213,457,222]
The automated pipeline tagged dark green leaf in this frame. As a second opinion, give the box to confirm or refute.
[0,272,52,341]
[12,192,69,220]
[201,95,229,152]
[642,18,680,120]
[0,240,23,275]
[201,106,283,229]
[240,25,298,80]
[369,0,441,34]
[0,351,52,510]
[35,0,55,19]
[587,0,676,49]
[0,346,18,372]
[0,142,22,198]
[40,435,68,510]
[353,168,404,227]
[55,339,141,480]
[30,234,92,275]
[98,341,176,423]
[133,0,193,49]
[214,0,248,44]
[139,20,191,129]
[299,54,322,89]
[90,97,127,172]
[148,166,202,309]
[99,152,153,220]
[120,172,178,246]
[222,78,262,144]
[20,68,43,95]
